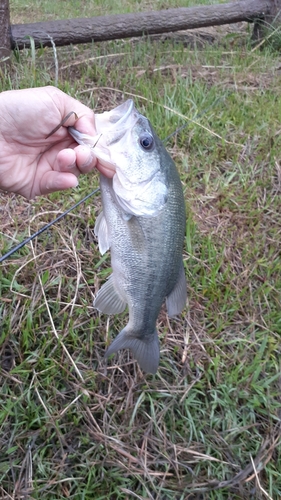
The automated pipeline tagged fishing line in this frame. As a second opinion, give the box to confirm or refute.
[162,95,224,143]
[0,93,228,263]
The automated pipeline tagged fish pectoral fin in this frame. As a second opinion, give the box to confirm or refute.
[93,274,127,314]
[94,211,110,255]
[166,260,187,317]
[105,329,160,374]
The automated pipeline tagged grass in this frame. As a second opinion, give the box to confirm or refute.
[9,0,227,24]
[1,1,281,498]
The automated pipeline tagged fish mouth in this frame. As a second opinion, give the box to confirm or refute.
[68,99,137,144]
[68,99,140,173]
[108,100,134,126]
[96,99,140,146]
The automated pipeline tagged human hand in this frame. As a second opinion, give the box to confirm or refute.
[0,86,113,199]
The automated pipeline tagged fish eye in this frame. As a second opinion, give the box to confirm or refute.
[139,133,154,151]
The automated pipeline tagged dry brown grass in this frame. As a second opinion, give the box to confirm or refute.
[1,19,281,499]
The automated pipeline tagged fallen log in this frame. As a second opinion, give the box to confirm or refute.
[10,0,275,49]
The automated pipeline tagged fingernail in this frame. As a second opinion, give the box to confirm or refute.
[79,147,96,169]
[81,156,92,169]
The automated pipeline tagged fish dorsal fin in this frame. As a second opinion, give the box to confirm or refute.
[94,211,110,255]
[166,261,187,317]
[93,274,127,314]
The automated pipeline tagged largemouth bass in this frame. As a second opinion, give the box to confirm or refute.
[69,100,186,374]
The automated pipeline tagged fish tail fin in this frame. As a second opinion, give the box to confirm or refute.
[105,328,159,374]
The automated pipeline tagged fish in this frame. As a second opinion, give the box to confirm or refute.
[68,99,186,374]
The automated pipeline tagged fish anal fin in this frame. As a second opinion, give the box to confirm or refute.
[105,328,159,374]
[166,260,187,317]
[93,274,127,314]
[94,211,110,255]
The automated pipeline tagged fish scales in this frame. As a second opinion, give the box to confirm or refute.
[68,100,186,373]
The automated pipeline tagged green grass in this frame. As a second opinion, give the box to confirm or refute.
[10,0,228,23]
[1,1,281,498]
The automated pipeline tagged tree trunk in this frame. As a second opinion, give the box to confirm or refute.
[252,0,281,40]
[0,0,11,63]
[11,0,271,49]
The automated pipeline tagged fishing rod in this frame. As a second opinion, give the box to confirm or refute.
[0,95,225,264]
[0,188,100,263]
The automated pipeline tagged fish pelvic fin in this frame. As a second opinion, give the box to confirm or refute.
[93,274,127,314]
[105,328,160,374]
